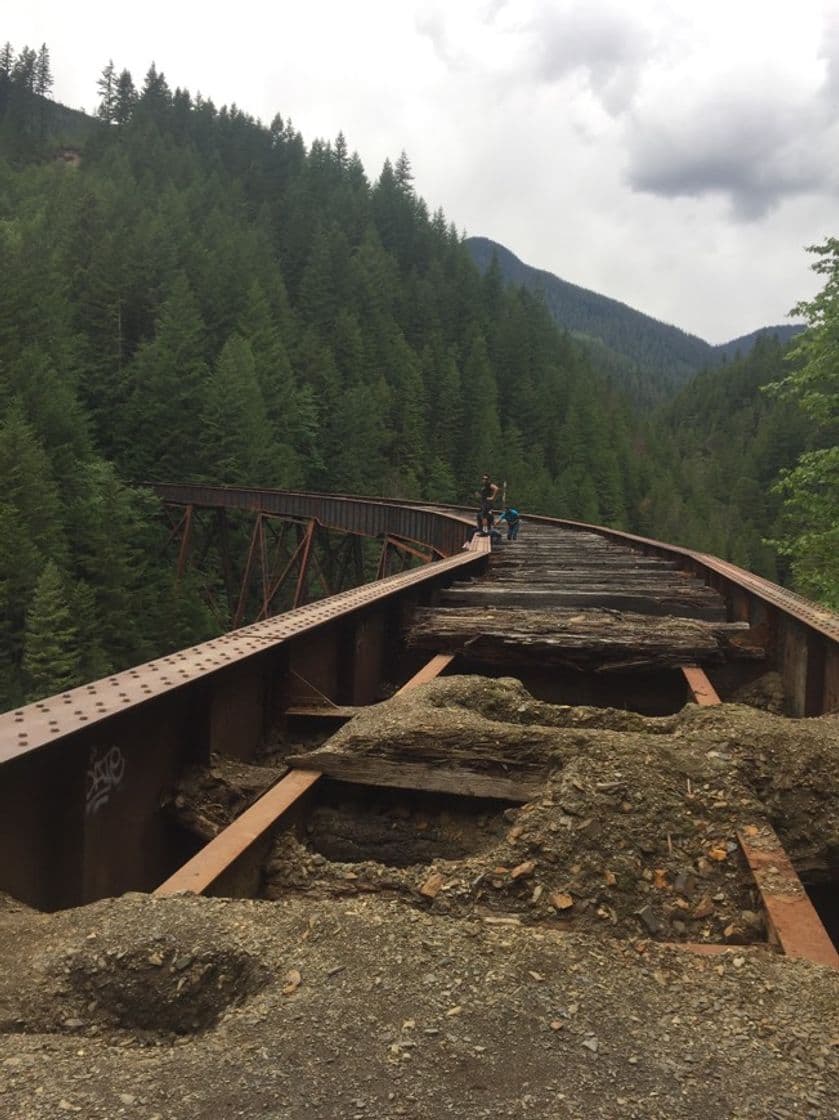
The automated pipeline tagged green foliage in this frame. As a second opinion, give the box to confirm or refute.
[22,561,83,699]
[769,448,839,607]
[764,239,839,605]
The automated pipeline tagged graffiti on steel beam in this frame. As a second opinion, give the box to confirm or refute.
[85,745,126,815]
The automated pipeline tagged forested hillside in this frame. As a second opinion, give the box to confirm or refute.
[0,45,655,706]
[466,236,714,399]
[0,43,832,707]
[466,236,805,406]
[643,337,811,575]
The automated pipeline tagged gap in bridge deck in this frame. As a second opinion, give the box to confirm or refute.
[803,880,839,951]
[294,779,515,869]
[459,662,690,716]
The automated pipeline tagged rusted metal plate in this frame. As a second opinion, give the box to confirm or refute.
[738,825,839,969]
[0,550,483,765]
[151,484,474,559]
[154,769,322,897]
[680,665,721,706]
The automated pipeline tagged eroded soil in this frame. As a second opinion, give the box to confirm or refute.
[2,677,838,1119]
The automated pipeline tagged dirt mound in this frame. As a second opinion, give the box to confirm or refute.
[0,894,269,1038]
[166,757,284,840]
[273,677,839,941]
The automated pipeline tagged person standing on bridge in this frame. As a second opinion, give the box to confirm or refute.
[475,473,499,535]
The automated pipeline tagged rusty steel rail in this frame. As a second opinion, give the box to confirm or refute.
[149,483,473,558]
[154,650,459,899]
[680,665,836,968]
[3,484,838,914]
[1,531,479,766]
[151,486,839,712]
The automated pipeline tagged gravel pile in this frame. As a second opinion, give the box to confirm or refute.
[265,678,839,942]
[0,893,837,1120]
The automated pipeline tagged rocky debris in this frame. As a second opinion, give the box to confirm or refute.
[0,892,836,1120]
[729,670,786,714]
[0,894,268,1038]
[0,892,34,914]
[164,757,284,840]
[275,676,839,941]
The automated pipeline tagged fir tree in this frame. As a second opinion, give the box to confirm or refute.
[97,60,117,122]
[23,561,83,700]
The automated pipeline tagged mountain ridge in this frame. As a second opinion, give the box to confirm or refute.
[465,235,803,401]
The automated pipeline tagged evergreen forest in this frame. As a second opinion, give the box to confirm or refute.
[0,44,836,708]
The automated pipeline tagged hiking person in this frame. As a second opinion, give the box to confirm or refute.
[475,474,499,535]
[497,506,521,541]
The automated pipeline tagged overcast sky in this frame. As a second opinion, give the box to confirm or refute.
[6,0,838,343]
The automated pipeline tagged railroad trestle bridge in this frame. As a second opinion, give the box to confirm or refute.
[1,487,837,968]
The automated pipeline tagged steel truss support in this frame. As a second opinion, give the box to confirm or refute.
[376,534,433,580]
[161,502,436,630]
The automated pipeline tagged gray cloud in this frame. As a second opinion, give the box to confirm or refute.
[414,9,452,64]
[626,83,839,219]
[480,0,510,23]
[530,4,652,114]
[822,9,839,107]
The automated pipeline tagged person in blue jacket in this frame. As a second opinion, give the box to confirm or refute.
[497,506,521,541]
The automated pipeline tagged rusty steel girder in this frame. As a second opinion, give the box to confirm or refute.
[150,484,471,558]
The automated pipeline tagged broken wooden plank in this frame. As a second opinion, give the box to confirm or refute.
[440,586,727,621]
[287,700,557,803]
[287,754,538,802]
[408,607,764,670]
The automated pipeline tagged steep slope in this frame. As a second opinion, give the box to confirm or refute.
[466,236,805,405]
[466,236,713,394]
[713,324,803,363]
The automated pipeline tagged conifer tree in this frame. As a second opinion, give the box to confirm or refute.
[34,44,52,98]
[23,561,83,700]
[119,273,209,481]
[199,334,276,484]
[0,501,40,706]
[113,68,136,126]
[97,60,117,122]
